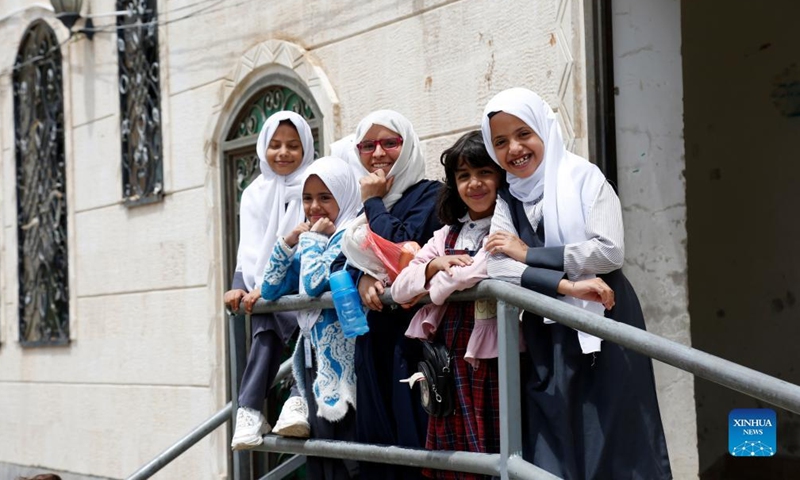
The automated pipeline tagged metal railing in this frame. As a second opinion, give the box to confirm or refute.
[128,279,800,479]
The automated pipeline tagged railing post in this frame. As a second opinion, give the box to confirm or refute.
[230,312,251,480]
[497,300,523,480]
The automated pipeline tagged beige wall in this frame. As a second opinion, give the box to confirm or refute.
[611,0,698,477]
[0,0,591,478]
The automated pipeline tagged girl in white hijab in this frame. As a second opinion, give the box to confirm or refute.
[259,157,361,479]
[329,133,364,187]
[225,111,315,449]
[482,88,671,480]
[333,110,443,480]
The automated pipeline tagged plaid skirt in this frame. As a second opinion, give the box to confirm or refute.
[424,301,500,480]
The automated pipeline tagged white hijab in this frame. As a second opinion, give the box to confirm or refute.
[297,157,362,332]
[352,109,426,210]
[481,88,608,352]
[339,111,427,279]
[329,134,364,199]
[303,156,362,239]
[237,111,315,291]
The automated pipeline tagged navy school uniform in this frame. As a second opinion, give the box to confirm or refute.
[497,187,672,480]
[331,179,443,480]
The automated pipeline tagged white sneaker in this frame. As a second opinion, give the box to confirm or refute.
[272,396,310,438]
[231,407,270,450]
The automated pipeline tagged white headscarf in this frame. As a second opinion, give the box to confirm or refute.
[297,157,362,332]
[352,110,426,210]
[329,134,364,199]
[339,111,427,279]
[302,156,362,239]
[481,88,608,352]
[236,111,315,291]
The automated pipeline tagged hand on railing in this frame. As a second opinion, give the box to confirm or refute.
[358,274,385,311]
[224,289,247,313]
[241,289,262,314]
[557,278,615,310]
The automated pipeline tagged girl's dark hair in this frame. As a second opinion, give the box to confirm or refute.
[278,119,298,131]
[436,130,506,225]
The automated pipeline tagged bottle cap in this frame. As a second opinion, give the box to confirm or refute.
[329,270,355,292]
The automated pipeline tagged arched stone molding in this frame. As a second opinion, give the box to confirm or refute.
[204,39,339,165]
[553,0,579,153]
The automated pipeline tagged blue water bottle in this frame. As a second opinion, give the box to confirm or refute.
[329,270,370,338]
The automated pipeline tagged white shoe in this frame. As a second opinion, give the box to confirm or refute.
[231,407,270,450]
[272,396,310,438]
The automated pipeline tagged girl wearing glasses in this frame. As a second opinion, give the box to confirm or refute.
[482,88,672,480]
[334,110,443,480]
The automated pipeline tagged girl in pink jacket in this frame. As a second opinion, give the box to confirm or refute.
[391,131,505,480]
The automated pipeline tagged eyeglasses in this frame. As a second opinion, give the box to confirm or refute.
[356,137,403,154]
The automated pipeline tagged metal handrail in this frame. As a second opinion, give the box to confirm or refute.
[128,279,800,479]
[127,403,233,480]
[127,359,294,480]
[247,280,800,416]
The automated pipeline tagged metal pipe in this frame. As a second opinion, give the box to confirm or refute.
[237,279,800,414]
[497,300,523,480]
[476,280,800,415]
[259,454,306,480]
[229,313,249,480]
[507,455,563,480]
[254,436,501,476]
[127,402,233,480]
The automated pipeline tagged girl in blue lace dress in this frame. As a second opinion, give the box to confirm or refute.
[260,156,362,479]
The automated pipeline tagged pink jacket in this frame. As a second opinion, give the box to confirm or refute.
[392,225,521,368]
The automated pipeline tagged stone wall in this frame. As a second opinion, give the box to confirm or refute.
[612,0,697,477]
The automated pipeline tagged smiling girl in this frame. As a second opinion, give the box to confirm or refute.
[334,110,443,480]
[482,88,671,480]
[225,111,315,449]
[260,157,362,479]
[391,131,505,480]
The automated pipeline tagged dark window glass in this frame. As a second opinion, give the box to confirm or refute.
[117,0,163,205]
[13,20,70,346]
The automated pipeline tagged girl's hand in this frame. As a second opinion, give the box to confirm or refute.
[241,289,263,314]
[359,170,395,201]
[310,217,336,236]
[224,289,247,312]
[358,274,385,311]
[285,221,311,247]
[559,277,615,310]
[425,254,474,280]
[485,231,529,263]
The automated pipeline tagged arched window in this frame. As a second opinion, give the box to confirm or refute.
[117,0,163,206]
[13,20,69,346]
[222,81,322,285]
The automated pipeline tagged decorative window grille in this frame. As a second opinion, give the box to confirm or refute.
[13,21,69,346]
[117,0,163,205]
[223,84,322,284]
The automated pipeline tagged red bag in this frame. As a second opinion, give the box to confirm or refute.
[364,226,420,282]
